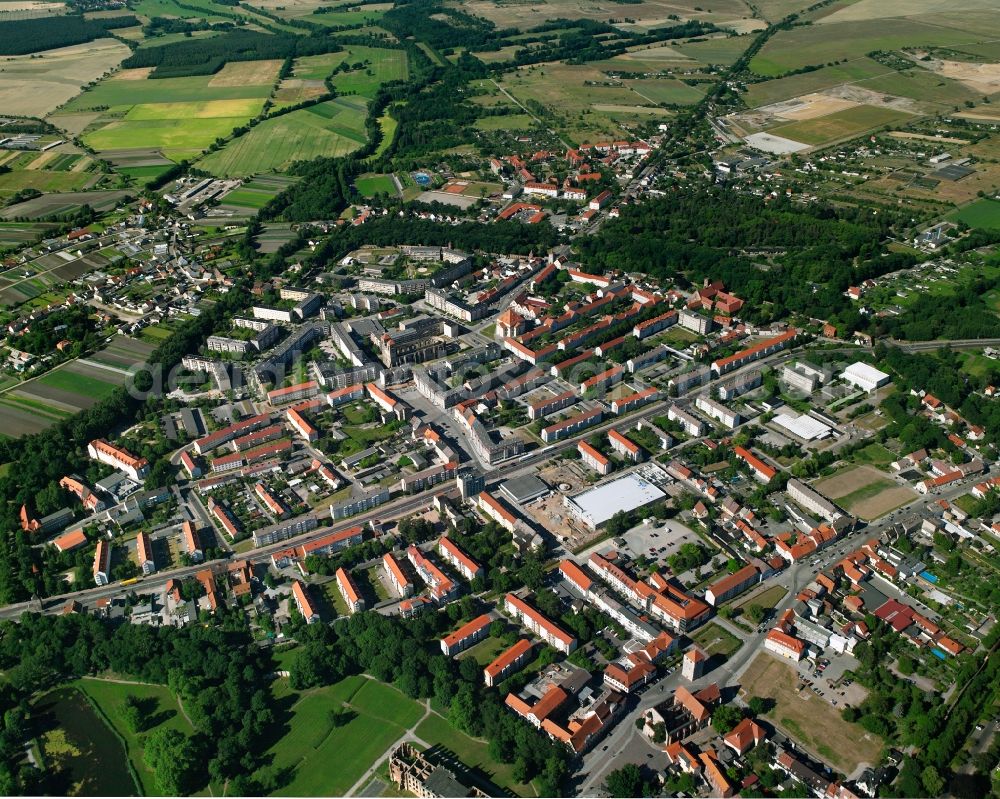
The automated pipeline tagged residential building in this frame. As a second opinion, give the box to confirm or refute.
[87,439,149,482]
[505,593,577,653]
[438,536,483,581]
[484,639,534,687]
[336,567,365,614]
[608,429,642,462]
[667,405,706,437]
[441,613,492,656]
[695,395,741,429]
[705,564,761,606]
[578,441,611,475]
[93,539,111,586]
[136,532,155,575]
[382,552,414,597]
[786,478,844,523]
[765,628,806,660]
[292,580,320,623]
[711,329,797,376]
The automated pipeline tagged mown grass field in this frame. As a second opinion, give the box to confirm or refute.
[74,677,196,797]
[750,17,981,76]
[355,173,397,197]
[949,198,1000,230]
[414,712,535,796]
[768,105,913,146]
[743,57,891,107]
[627,78,706,105]
[329,46,409,98]
[197,95,369,176]
[264,676,424,796]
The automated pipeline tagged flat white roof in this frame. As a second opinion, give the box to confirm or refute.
[565,473,666,527]
[773,412,832,441]
[842,361,890,386]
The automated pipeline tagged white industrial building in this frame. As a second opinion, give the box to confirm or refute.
[563,469,668,529]
[841,362,891,393]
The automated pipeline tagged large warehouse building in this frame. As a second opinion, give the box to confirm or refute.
[563,468,668,529]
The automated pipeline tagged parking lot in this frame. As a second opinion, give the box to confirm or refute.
[793,650,868,709]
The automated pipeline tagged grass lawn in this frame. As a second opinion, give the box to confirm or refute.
[457,636,506,667]
[852,442,896,468]
[954,493,980,515]
[739,653,882,772]
[75,677,196,796]
[413,712,534,796]
[689,622,742,659]
[265,676,424,796]
[730,584,788,619]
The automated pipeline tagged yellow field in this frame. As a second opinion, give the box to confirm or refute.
[208,59,283,87]
[125,99,265,120]
[0,39,130,118]
[112,67,154,81]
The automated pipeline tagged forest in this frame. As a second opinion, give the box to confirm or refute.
[121,29,344,77]
[575,189,903,331]
[0,614,275,795]
[0,13,137,55]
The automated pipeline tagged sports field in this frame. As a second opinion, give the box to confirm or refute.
[197,95,369,176]
[740,652,883,773]
[265,675,424,796]
[75,677,196,796]
[814,464,916,520]
[767,105,913,147]
[355,173,398,197]
[949,198,1000,230]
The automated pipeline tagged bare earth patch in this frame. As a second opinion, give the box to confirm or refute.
[208,59,283,87]
[917,56,1000,94]
[739,652,881,775]
[111,67,154,81]
[814,464,917,520]
[759,92,859,121]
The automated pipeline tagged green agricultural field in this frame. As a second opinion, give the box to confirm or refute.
[75,677,197,797]
[744,57,891,107]
[117,164,175,181]
[292,52,350,81]
[750,18,981,76]
[197,96,369,176]
[0,170,97,198]
[474,113,535,130]
[264,676,424,796]
[627,78,706,106]
[35,368,119,399]
[86,117,248,160]
[674,35,753,65]
[949,198,1000,229]
[329,46,409,98]
[768,105,913,146]
[355,173,397,197]
[63,74,272,112]
[311,6,388,26]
